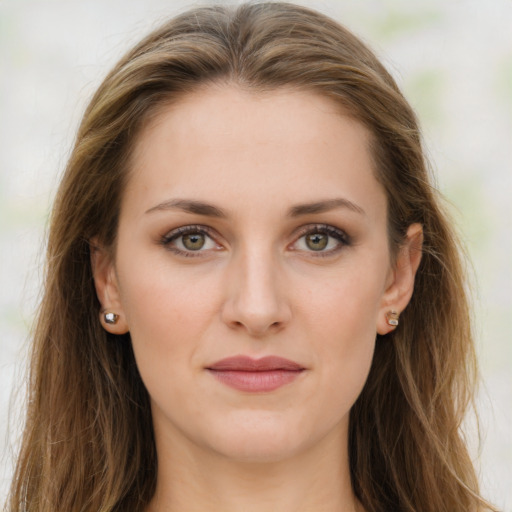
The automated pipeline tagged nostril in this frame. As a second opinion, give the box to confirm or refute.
[221,288,292,335]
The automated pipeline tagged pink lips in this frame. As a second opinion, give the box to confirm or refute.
[206,355,305,392]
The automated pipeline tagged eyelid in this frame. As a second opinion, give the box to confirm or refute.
[161,224,215,243]
[160,223,350,257]
[290,223,351,255]
[161,224,223,257]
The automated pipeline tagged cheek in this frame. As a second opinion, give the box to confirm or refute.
[301,260,384,340]
[299,264,384,403]
[115,258,222,376]
[119,252,220,321]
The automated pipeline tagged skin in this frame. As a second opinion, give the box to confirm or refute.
[92,84,422,512]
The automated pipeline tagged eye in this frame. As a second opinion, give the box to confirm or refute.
[161,225,221,256]
[292,225,350,255]
[304,232,329,251]
[181,232,207,251]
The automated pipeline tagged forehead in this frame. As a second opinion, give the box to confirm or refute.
[133,84,366,163]
[124,84,385,221]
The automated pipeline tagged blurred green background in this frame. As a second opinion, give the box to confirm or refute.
[1,0,511,508]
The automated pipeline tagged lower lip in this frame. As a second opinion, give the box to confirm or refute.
[207,369,304,392]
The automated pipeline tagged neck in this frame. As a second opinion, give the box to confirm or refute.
[147,423,362,512]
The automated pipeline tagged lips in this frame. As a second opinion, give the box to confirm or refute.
[206,355,305,392]
[207,355,304,372]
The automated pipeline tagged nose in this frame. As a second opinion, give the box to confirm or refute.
[221,248,292,337]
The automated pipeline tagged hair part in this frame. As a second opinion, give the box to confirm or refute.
[8,3,495,511]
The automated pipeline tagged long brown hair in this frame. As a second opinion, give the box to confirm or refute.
[7,3,496,511]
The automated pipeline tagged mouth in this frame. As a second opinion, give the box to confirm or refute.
[206,355,306,392]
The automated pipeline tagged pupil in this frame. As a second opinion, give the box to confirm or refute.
[306,233,328,250]
[183,233,205,250]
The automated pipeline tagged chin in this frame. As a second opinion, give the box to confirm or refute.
[198,412,323,463]
[210,435,304,464]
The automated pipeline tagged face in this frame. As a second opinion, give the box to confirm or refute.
[93,85,419,463]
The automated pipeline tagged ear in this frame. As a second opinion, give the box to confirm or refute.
[377,223,423,335]
[90,238,129,334]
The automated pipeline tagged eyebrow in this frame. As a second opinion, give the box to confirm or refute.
[145,199,227,217]
[145,197,365,217]
[287,198,366,217]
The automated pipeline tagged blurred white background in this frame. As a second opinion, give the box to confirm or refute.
[1,0,511,508]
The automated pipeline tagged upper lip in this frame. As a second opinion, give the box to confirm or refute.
[207,355,305,371]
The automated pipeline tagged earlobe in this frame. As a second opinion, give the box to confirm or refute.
[90,239,129,334]
[377,223,423,335]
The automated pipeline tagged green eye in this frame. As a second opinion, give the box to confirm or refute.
[305,233,328,251]
[162,225,220,256]
[182,233,206,250]
[292,225,350,255]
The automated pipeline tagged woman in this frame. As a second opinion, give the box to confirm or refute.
[7,2,496,511]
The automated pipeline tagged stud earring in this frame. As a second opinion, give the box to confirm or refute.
[103,311,119,325]
[386,310,399,327]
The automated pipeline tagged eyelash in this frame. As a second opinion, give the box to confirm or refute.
[160,224,218,257]
[292,224,351,257]
[160,223,351,258]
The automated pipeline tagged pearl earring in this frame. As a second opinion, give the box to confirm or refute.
[103,311,119,325]
[386,310,399,327]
